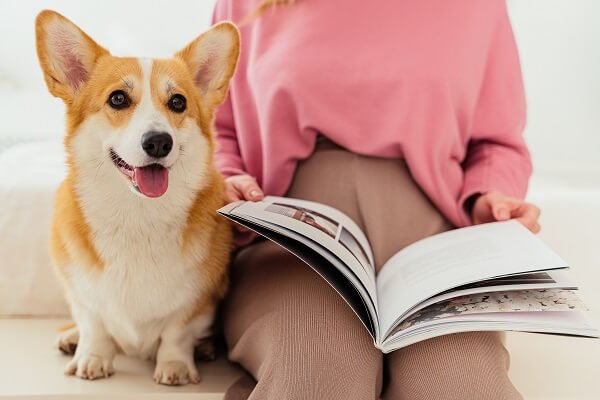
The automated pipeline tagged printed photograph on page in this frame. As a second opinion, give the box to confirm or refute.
[391,289,587,336]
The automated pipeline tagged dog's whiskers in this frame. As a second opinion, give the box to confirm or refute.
[93,158,104,180]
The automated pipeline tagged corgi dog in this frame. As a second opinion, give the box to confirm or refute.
[35,10,236,385]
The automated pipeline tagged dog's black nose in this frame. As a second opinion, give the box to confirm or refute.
[141,131,173,158]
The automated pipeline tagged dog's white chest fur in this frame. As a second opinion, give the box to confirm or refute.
[70,204,204,357]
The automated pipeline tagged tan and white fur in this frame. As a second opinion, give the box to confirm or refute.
[35,10,237,385]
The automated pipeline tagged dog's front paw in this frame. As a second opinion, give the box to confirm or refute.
[65,354,114,380]
[154,360,200,386]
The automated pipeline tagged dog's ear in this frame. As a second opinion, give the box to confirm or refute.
[35,10,109,103]
[175,22,240,109]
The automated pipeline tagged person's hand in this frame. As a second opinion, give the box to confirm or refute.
[224,174,265,233]
[224,174,265,203]
[471,191,541,233]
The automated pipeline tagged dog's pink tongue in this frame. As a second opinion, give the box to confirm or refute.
[134,164,169,198]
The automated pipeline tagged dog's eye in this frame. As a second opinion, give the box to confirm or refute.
[167,94,186,113]
[108,90,131,110]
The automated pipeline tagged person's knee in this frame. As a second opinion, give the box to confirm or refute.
[223,241,383,398]
[222,241,307,347]
[262,266,382,373]
[259,330,382,400]
[384,332,522,400]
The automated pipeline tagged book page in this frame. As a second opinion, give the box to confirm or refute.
[266,196,375,268]
[219,209,379,338]
[381,310,599,353]
[376,221,569,338]
[399,269,576,321]
[229,197,376,294]
[390,289,587,338]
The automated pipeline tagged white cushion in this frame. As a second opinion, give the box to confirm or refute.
[0,140,68,316]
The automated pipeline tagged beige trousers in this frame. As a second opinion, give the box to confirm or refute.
[223,138,523,400]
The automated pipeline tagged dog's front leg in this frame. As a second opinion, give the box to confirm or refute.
[64,303,116,380]
[154,313,214,385]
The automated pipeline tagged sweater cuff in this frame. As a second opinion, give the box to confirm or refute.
[219,166,248,178]
[216,153,247,178]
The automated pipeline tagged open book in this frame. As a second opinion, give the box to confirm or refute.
[218,196,599,353]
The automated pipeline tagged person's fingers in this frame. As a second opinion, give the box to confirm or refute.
[224,185,243,203]
[224,175,264,201]
[487,192,522,221]
[472,193,500,224]
[474,192,542,234]
[491,200,512,221]
[223,187,250,231]
[516,216,540,233]
[223,175,264,233]
[235,179,264,201]
[515,204,541,232]
[513,202,540,220]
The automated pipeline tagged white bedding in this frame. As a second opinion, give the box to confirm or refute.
[0,140,69,316]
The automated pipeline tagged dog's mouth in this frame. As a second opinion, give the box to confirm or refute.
[110,149,169,198]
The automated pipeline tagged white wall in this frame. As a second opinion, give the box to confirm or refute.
[508,0,600,180]
[0,0,216,88]
[0,0,217,141]
[0,0,598,181]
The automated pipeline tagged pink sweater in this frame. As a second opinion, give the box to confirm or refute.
[213,0,531,228]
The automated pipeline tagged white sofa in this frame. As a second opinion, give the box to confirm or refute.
[0,139,599,399]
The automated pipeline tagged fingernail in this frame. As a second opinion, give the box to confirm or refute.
[498,209,510,220]
[250,190,259,198]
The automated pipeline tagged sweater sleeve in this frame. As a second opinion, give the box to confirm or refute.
[212,0,247,178]
[458,2,532,225]
[214,93,247,177]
